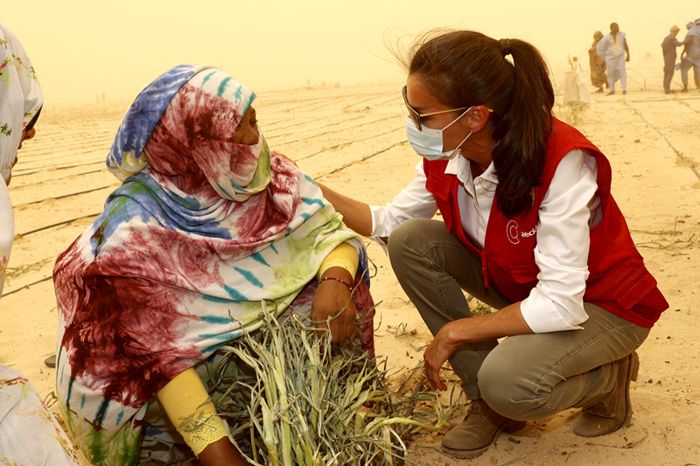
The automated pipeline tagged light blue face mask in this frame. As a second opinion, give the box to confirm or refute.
[405,107,474,161]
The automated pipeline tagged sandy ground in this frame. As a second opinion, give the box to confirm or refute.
[1,67,699,465]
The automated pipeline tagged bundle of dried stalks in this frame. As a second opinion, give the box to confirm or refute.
[209,306,460,466]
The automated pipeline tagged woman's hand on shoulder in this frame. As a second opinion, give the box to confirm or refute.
[311,267,357,344]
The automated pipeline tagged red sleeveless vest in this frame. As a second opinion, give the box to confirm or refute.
[423,119,668,328]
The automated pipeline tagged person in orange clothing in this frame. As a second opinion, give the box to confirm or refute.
[588,30,607,93]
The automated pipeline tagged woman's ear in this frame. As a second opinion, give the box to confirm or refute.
[466,106,492,133]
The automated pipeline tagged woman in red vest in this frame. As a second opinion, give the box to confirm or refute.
[320,30,668,459]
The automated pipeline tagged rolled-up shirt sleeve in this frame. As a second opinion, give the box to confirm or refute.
[519,150,598,333]
[370,162,438,237]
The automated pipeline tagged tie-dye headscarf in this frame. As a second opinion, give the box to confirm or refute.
[53,65,372,464]
[0,22,42,296]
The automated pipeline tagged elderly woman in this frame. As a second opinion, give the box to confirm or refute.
[0,22,80,466]
[53,65,375,466]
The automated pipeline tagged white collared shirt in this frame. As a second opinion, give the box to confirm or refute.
[370,150,599,333]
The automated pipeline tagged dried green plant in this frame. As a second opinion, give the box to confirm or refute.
[208,306,461,466]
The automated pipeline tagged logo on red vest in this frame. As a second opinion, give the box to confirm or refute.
[506,220,537,245]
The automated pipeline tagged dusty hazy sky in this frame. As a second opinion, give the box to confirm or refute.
[4,1,698,105]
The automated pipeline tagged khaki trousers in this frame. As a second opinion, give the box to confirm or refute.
[388,219,649,420]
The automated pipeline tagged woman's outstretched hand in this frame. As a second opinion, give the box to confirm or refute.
[423,321,462,391]
[423,303,533,391]
[311,267,357,344]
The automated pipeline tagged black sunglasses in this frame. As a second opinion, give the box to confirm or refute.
[401,86,469,131]
[401,86,493,131]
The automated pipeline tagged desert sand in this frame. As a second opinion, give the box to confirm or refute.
[1,66,699,465]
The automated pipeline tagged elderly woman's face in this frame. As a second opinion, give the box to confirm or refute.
[12,124,38,181]
[18,127,36,149]
[233,107,260,145]
[17,108,40,151]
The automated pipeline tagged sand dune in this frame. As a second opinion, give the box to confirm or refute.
[2,74,699,465]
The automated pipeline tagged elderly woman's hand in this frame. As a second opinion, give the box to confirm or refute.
[311,268,357,344]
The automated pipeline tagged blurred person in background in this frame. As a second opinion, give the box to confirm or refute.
[597,22,630,95]
[588,31,607,93]
[661,25,684,94]
[680,19,700,92]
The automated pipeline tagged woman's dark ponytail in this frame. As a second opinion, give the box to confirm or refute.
[491,38,554,216]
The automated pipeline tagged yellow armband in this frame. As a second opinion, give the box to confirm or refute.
[318,242,359,279]
[156,368,230,456]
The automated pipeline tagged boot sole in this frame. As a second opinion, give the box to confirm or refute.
[441,420,526,459]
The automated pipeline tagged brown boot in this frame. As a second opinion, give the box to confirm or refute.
[441,399,526,459]
[573,351,639,437]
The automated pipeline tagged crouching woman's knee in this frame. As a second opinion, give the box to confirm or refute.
[387,219,446,266]
[387,219,432,266]
[477,354,546,422]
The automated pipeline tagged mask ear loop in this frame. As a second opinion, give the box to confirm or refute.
[440,106,473,131]
[443,104,496,155]
[439,107,474,158]
[443,130,473,159]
